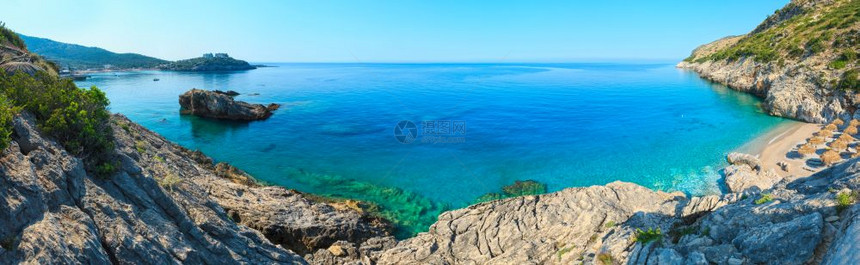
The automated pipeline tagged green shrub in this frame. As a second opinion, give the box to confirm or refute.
[135,140,146,153]
[755,193,774,205]
[830,60,848,69]
[0,71,117,177]
[0,22,26,50]
[596,252,613,265]
[837,191,856,212]
[0,95,18,151]
[633,228,662,244]
[604,220,616,228]
[838,69,860,91]
[807,38,826,54]
[556,245,574,261]
[669,225,698,243]
[158,172,182,192]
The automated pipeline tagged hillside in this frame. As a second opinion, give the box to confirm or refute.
[19,34,167,70]
[679,0,860,123]
[159,55,256,71]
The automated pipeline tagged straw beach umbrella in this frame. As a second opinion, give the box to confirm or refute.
[833,118,845,127]
[821,150,841,165]
[845,126,858,135]
[798,144,816,157]
[825,123,838,131]
[851,119,860,127]
[830,140,848,152]
[809,136,826,146]
[816,130,833,138]
[838,133,856,143]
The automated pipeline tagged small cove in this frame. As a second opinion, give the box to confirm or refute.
[76,62,790,236]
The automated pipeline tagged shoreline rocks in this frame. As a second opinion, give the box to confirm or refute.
[724,152,782,193]
[0,112,390,264]
[178,88,279,121]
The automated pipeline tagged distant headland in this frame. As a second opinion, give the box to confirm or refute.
[158,53,256,71]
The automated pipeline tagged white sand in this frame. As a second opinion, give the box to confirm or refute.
[737,122,821,179]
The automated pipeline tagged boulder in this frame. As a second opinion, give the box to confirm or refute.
[724,164,781,193]
[178,88,278,120]
[727,152,762,170]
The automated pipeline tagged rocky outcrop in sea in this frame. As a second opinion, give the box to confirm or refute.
[179,89,280,121]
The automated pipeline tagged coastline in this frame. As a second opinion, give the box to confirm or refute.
[734,120,821,178]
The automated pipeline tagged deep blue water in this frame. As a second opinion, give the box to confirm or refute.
[76,63,788,236]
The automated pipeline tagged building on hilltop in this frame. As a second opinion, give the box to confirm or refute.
[215,53,229,58]
[203,53,214,58]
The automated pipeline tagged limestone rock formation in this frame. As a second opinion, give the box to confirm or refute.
[724,152,782,193]
[0,113,389,264]
[179,89,279,120]
[371,157,860,264]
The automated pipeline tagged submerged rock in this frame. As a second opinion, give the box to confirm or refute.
[475,179,547,203]
[178,88,279,120]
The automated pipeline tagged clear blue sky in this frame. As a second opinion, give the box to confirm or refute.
[1,0,788,62]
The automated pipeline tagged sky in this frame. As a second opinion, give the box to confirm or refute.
[0,0,789,63]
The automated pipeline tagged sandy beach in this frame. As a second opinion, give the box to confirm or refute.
[736,121,821,179]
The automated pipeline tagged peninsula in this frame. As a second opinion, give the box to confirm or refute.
[158,53,256,71]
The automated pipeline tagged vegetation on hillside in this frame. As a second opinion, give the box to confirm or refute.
[19,34,167,70]
[0,71,117,177]
[0,22,26,50]
[1,22,117,177]
[684,0,860,90]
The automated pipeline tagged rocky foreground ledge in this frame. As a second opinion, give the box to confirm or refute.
[179,89,280,121]
[0,113,390,264]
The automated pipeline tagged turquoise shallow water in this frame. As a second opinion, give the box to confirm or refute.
[76,63,788,236]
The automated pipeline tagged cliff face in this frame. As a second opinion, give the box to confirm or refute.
[0,113,391,264]
[679,0,860,123]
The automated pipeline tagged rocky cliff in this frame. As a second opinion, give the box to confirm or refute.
[0,112,391,264]
[678,0,860,123]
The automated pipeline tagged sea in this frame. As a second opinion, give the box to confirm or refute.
[75,62,789,237]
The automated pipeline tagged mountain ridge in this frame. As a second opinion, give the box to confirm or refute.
[19,34,168,70]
